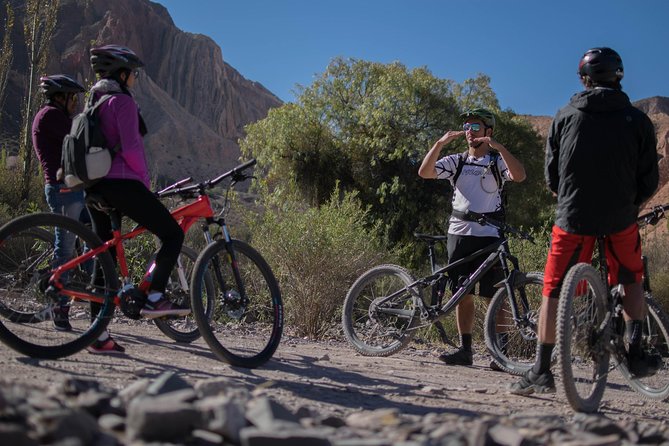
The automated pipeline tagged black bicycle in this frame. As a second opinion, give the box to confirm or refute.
[556,204,669,412]
[342,211,544,374]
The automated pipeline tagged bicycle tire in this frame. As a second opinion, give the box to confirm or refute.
[0,227,54,322]
[617,293,669,400]
[342,264,420,357]
[484,271,545,375]
[556,263,610,413]
[153,245,215,343]
[190,239,283,368]
[0,213,118,358]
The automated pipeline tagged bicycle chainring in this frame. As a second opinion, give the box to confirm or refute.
[119,286,147,320]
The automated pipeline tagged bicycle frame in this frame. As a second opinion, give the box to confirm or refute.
[377,234,530,331]
[579,206,668,364]
[46,194,215,305]
[47,159,257,307]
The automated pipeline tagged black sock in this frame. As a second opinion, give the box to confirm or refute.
[626,320,643,356]
[532,343,554,375]
[461,333,472,352]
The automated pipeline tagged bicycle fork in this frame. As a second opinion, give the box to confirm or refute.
[203,219,248,316]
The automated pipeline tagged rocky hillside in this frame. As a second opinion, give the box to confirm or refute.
[521,96,669,213]
[0,0,282,183]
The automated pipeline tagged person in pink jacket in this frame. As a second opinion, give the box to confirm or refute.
[85,45,188,354]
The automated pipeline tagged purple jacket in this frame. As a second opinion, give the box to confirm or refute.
[94,91,150,188]
[32,104,71,184]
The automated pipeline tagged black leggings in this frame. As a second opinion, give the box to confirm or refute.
[87,179,184,293]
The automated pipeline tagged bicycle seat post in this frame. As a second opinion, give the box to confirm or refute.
[596,237,608,286]
[427,241,438,273]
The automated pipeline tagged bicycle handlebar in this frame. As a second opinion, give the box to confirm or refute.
[465,211,534,242]
[156,177,193,195]
[637,203,669,228]
[157,158,257,199]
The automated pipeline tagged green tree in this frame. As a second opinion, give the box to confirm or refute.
[0,1,15,133]
[241,58,552,258]
[19,0,59,200]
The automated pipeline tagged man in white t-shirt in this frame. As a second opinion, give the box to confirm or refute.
[418,108,526,367]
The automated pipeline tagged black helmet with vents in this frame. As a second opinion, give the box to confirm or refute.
[39,74,85,97]
[578,47,624,83]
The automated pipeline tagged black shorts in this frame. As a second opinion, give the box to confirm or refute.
[447,234,503,299]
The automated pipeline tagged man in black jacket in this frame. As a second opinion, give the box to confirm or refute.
[509,47,659,395]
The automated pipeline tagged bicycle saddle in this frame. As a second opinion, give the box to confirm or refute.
[85,192,115,213]
[414,233,448,242]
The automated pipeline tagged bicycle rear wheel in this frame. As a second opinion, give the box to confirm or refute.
[0,213,118,358]
[191,239,283,368]
[556,263,610,413]
[484,271,545,375]
[617,293,669,400]
[342,264,420,357]
[153,245,214,343]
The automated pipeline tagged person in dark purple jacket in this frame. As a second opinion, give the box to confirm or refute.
[84,45,188,354]
[32,74,87,332]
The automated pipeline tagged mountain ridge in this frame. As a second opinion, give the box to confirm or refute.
[1,0,282,183]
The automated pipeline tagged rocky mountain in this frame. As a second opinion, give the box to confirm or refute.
[521,96,669,215]
[0,0,282,183]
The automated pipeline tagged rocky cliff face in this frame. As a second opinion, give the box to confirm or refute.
[1,0,282,182]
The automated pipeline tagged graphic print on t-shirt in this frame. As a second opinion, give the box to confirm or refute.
[435,153,510,236]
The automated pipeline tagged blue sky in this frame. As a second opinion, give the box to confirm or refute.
[154,0,669,117]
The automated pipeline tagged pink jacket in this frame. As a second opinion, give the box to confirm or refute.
[95,91,150,188]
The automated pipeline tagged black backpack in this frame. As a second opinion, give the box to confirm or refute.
[451,150,507,220]
[60,94,120,190]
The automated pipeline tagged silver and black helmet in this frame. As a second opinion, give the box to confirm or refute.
[90,44,144,77]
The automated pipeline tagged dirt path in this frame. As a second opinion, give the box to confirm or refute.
[1,319,667,426]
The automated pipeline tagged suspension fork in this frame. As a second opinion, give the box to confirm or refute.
[642,255,651,293]
[498,247,525,322]
[206,218,248,302]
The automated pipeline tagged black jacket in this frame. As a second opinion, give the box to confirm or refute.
[545,88,658,235]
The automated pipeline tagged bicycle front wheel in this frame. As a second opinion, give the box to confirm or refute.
[153,245,214,343]
[484,271,545,375]
[190,239,283,368]
[617,294,669,400]
[556,263,610,413]
[0,213,118,358]
[342,264,419,357]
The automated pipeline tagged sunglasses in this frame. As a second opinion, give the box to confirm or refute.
[462,123,482,132]
[133,69,141,79]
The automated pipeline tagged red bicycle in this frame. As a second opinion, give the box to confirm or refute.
[0,159,283,368]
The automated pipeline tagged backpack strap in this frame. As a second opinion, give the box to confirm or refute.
[451,151,468,186]
[488,150,504,190]
[86,94,121,154]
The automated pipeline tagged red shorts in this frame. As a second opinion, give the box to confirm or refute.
[543,223,643,299]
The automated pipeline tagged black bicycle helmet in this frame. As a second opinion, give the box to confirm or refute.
[460,108,496,128]
[38,74,85,97]
[578,47,624,83]
[90,44,144,77]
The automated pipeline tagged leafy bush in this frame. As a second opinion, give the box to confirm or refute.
[641,229,669,312]
[0,162,46,224]
[246,186,395,339]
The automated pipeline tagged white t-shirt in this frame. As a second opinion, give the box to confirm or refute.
[435,152,511,237]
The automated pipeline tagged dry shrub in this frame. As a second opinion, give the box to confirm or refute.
[247,189,393,339]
